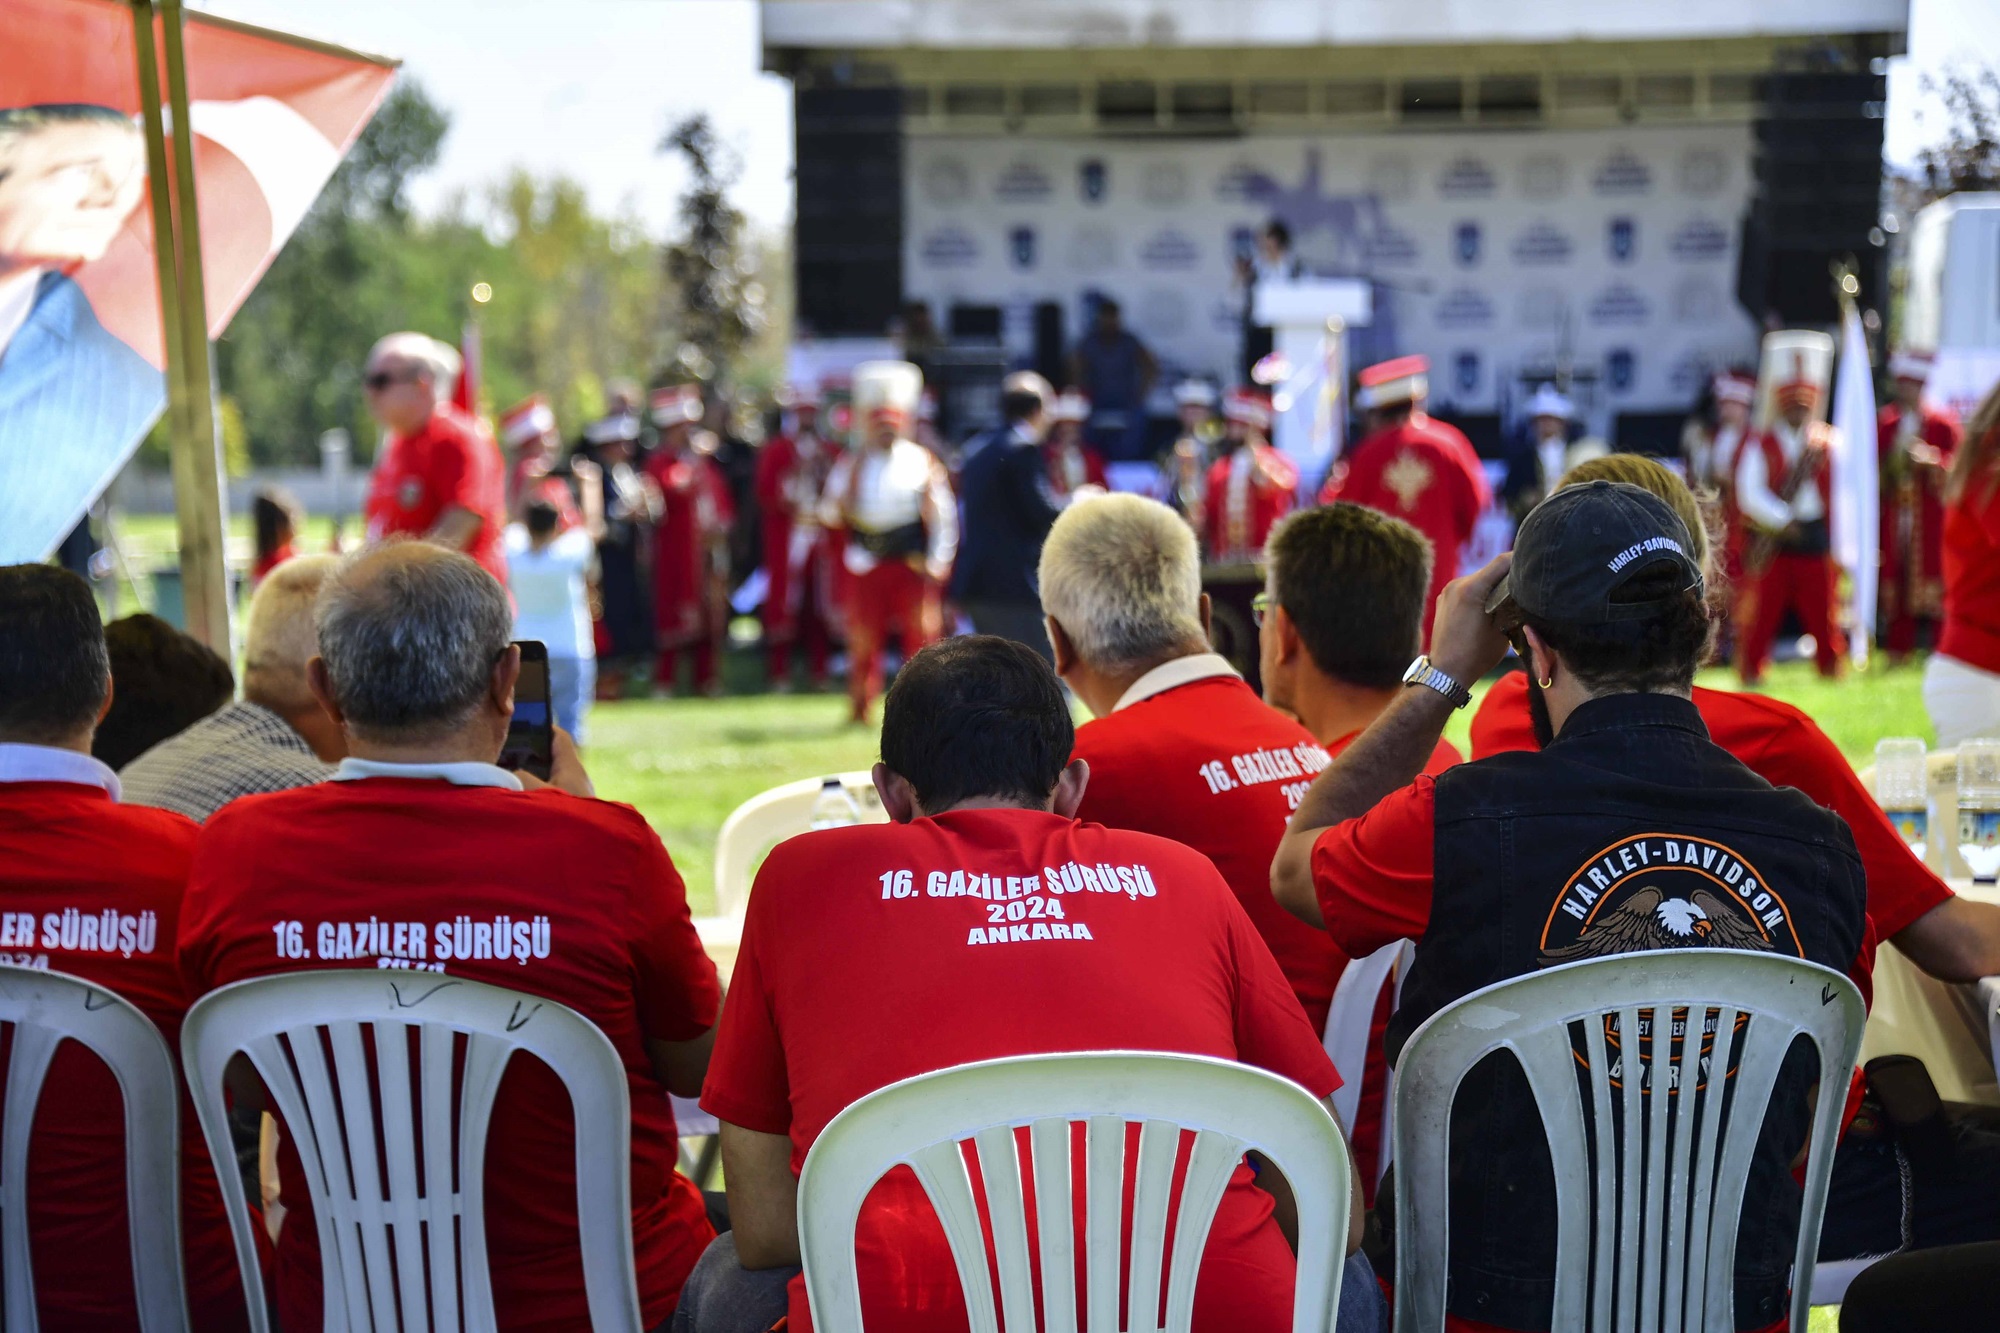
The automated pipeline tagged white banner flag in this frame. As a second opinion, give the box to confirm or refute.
[1830,302,1880,666]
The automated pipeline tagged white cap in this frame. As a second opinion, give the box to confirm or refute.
[1053,391,1091,422]
[852,360,924,419]
[1174,379,1216,408]
[1525,384,1573,421]
[1890,349,1934,383]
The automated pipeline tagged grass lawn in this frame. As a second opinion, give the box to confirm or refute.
[590,655,1929,918]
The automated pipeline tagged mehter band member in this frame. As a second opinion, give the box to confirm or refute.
[1878,349,1960,659]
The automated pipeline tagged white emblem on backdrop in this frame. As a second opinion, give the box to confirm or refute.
[1215,159,1263,202]
[922,159,971,206]
[1143,161,1188,205]
[1067,226,1117,271]
[1138,229,1201,270]
[1519,154,1570,198]
[1678,149,1729,197]
[1511,221,1575,265]
[918,226,979,268]
[1589,284,1652,326]
[1436,288,1497,330]
[1593,150,1653,196]
[1670,217,1732,261]
[994,160,1053,203]
[1438,156,1498,198]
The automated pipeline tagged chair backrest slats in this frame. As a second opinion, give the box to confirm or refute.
[1391,954,1865,1333]
[909,1138,1001,1333]
[1029,1118,1079,1333]
[1,1021,61,1333]
[973,1124,1038,1333]
[1159,1129,1245,1332]
[1083,1114,1124,1331]
[0,964,191,1333]
[182,971,643,1333]
[417,1022,461,1333]
[797,1052,1351,1333]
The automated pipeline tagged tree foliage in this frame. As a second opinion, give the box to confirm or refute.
[1917,67,2000,200]
[656,114,766,387]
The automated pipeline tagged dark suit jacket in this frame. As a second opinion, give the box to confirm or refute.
[0,271,165,561]
[948,422,1065,604]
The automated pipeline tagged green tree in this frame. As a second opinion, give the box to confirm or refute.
[1917,67,2000,199]
[656,114,765,386]
[215,79,450,466]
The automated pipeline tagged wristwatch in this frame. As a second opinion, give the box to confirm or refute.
[1402,655,1473,710]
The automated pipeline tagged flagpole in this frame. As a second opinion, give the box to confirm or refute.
[1829,261,1881,669]
[130,0,231,657]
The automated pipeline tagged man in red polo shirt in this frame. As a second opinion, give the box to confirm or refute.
[1319,355,1488,645]
[1256,502,1461,1196]
[178,543,720,1333]
[0,564,250,1331]
[361,331,509,585]
[1040,493,1334,1025]
[688,636,1378,1333]
[1272,484,1871,1333]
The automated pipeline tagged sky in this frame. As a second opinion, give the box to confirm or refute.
[197,0,2000,237]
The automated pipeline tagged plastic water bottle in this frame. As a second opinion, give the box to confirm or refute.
[1957,741,2000,883]
[1875,738,1929,864]
[808,777,862,831]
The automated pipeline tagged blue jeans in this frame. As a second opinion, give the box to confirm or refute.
[670,1232,1388,1333]
[549,655,596,744]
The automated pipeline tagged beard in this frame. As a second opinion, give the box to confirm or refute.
[1526,670,1556,750]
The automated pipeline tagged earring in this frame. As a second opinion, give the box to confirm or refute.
[1536,674,1554,689]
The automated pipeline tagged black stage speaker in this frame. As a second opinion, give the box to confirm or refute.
[795,87,903,336]
[1032,301,1066,386]
[1736,70,1886,325]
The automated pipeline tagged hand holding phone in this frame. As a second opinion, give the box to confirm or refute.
[499,640,555,781]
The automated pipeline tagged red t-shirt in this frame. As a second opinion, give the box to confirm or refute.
[1469,673,1953,941]
[0,773,249,1331]
[179,776,721,1333]
[1940,467,2000,674]
[700,807,1339,1333]
[364,405,509,585]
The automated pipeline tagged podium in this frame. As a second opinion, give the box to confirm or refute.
[1252,278,1373,471]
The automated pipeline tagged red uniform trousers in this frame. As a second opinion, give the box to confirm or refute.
[765,531,832,686]
[1739,550,1839,680]
[846,559,938,719]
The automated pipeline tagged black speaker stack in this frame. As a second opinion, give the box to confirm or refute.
[1735,69,1886,326]
[794,87,904,337]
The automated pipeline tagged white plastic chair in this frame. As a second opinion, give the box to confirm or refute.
[1323,939,1412,1187]
[0,963,190,1333]
[182,970,644,1333]
[1392,952,1866,1333]
[700,771,887,945]
[797,1050,1352,1333]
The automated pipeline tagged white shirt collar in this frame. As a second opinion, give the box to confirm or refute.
[333,757,524,790]
[0,743,121,800]
[1112,653,1241,712]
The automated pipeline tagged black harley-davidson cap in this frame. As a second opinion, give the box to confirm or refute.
[1486,480,1704,626]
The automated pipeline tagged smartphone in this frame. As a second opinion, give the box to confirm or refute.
[500,640,554,781]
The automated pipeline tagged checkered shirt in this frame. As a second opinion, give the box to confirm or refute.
[119,699,334,822]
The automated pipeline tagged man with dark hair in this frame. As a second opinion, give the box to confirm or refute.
[950,370,1068,657]
[689,634,1379,1333]
[0,564,251,1330]
[180,542,721,1332]
[1068,297,1157,463]
[1271,482,1872,1333]
[92,612,234,769]
[1261,502,1460,768]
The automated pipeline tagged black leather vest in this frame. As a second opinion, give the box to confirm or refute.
[1379,693,1868,1331]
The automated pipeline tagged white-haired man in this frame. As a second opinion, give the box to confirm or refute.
[180,542,720,1331]
[360,330,508,584]
[826,359,957,722]
[1040,493,1337,1030]
[121,554,343,820]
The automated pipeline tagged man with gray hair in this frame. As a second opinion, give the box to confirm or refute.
[359,330,509,585]
[179,541,723,1331]
[1040,494,1340,1034]
[121,554,343,820]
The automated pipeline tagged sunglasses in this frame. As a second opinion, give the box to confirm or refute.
[1251,592,1273,627]
[363,369,417,392]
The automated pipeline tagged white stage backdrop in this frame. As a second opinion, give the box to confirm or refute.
[904,126,1762,428]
